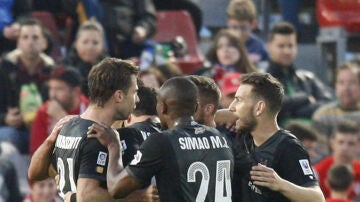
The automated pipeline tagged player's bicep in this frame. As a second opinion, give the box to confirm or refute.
[77,178,115,202]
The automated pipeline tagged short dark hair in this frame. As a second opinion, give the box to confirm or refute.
[268,22,296,42]
[133,86,157,116]
[88,58,139,107]
[333,120,360,138]
[50,66,82,87]
[19,18,45,37]
[328,165,354,192]
[160,76,199,117]
[240,72,284,114]
[186,75,221,112]
[285,121,318,142]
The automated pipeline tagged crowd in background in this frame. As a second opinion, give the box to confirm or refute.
[0,0,359,202]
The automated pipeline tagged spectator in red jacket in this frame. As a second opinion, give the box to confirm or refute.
[314,121,360,200]
[30,67,89,154]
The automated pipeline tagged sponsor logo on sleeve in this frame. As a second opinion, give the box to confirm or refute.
[130,150,143,165]
[97,151,107,166]
[299,159,313,175]
[96,166,104,174]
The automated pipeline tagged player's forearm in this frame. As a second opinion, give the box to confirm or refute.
[28,138,55,180]
[279,180,325,202]
[77,186,119,202]
[107,142,125,194]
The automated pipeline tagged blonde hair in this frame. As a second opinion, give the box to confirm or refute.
[227,0,257,22]
[76,18,104,39]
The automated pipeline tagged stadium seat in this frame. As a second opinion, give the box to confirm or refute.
[31,11,63,61]
[317,0,360,32]
[152,10,203,74]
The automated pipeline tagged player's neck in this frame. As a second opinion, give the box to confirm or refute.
[81,105,115,126]
[169,116,194,129]
[129,115,158,125]
[251,117,279,147]
[330,190,350,200]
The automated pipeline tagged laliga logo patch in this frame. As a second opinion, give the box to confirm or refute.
[299,159,313,175]
[97,151,107,166]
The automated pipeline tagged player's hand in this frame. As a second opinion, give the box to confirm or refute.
[64,191,73,202]
[5,107,23,128]
[46,100,67,120]
[250,163,285,192]
[214,109,238,131]
[54,175,60,192]
[47,115,77,143]
[87,123,120,148]
[129,184,160,202]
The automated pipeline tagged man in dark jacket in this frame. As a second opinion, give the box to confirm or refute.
[99,0,157,59]
[265,22,334,125]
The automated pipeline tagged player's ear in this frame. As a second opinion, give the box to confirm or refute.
[113,90,123,103]
[204,104,215,115]
[254,100,265,116]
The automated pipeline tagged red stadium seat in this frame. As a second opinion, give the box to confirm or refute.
[317,0,360,32]
[152,10,203,74]
[31,11,63,61]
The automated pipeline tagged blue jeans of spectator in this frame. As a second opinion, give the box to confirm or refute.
[278,0,301,31]
[0,126,29,154]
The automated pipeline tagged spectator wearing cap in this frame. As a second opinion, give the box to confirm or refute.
[29,67,89,155]
[218,72,242,108]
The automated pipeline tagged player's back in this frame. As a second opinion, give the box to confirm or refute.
[52,117,108,198]
[127,122,234,202]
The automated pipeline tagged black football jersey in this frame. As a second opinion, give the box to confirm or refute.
[52,117,108,198]
[126,122,234,202]
[235,130,318,202]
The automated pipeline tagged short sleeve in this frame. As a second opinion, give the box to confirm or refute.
[118,128,144,167]
[78,138,108,182]
[126,133,169,185]
[275,138,318,187]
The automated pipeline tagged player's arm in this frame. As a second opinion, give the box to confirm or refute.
[28,116,75,180]
[251,163,325,202]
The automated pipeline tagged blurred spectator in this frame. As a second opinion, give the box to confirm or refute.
[139,69,161,90]
[218,72,242,108]
[265,22,334,125]
[0,144,22,202]
[197,29,256,81]
[326,165,354,202]
[285,121,324,164]
[313,62,360,138]
[63,19,107,96]
[23,177,61,202]
[99,0,157,59]
[227,0,268,63]
[153,0,202,37]
[0,0,31,55]
[30,67,89,155]
[0,19,54,154]
[314,121,360,200]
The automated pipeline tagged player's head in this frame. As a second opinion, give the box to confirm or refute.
[157,76,199,128]
[267,22,297,67]
[49,66,83,111]
[229,72,284,133]
[327,164,354,193]
[186,75,221,125]
[88,58,139,119]
[331,120,360,164]
[227,0,257,42]
[133,85,158,117]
